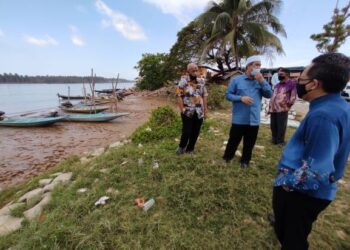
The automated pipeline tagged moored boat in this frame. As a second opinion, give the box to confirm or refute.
[63,112,129,122]
[60,105,110,114]
[0,117,64,127]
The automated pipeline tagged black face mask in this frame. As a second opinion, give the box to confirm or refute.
[278,75,285,81]
[189,75,197,81]
[296,83,309,98]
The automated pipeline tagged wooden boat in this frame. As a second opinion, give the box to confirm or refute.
[60,105,110,114]
[0,117,64,127]
[57,93,87,100]
[63,112,129,122]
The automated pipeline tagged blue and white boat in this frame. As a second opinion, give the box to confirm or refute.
[63,112,129,122]
[0,117,64,127]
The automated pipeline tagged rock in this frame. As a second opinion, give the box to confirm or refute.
[109,141,123,148]
[52,172,73,185]
[99,169,109,174]
[23,193,52,220]
[50,172,63,177]
[120,161,128,166]
[138,143,143,148]
[138,158,143,166]
[38,178,53,187]
[0,215,23,236]
[43,181,60,192]
[18,188,44,204]
[223,141,228,145]
[235,150,242,157]
[254,145,265,150]
[0,202,25,216]
[43,172,73,192]
[145,127,152,132]
[91,148,105,157]
[221,146,226,150]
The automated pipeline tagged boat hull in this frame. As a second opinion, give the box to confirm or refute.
[63,113,129,122]
[0,117,64,127]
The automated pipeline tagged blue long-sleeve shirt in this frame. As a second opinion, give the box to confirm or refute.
[225,74,272,125]
[274,93,350,200]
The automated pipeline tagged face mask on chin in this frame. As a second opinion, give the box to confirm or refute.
[251,68,261,76]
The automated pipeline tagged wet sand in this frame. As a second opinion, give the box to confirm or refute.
[0,93,171,188]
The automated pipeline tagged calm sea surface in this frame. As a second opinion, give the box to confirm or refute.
[0,82,135,114]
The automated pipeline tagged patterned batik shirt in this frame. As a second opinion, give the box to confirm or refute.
[268,79,297,113]
[176,75,208,119]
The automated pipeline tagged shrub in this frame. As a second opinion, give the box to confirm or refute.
[131,106,181,143]
[207,84,230,110]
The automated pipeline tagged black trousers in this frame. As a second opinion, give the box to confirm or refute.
[179,112,203,152]
[270,112,288,144]
[272,187,331,250]
[222,124,259,163]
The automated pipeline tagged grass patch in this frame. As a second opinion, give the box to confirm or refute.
[0,107,349,249]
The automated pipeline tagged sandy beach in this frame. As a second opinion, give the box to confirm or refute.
[0,93,171,188]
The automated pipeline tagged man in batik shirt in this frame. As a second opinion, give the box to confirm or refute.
[268,67,297,146]
[176,63,208,154]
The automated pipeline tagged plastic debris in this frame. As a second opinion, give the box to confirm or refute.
[77,188,88,193]
[134,198,145,208]
[94,196,110,206]
[143,198,155,212]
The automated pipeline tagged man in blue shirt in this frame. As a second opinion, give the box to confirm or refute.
[223,55,272,168]
[272,53,350,249]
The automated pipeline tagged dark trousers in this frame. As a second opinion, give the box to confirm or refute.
[270,112,288,144]
[179,112,203,152]
[222,124,259,163]
[272,187,331,250]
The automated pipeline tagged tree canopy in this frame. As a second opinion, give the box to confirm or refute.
[135,53,170,90]
[310,1,350,53]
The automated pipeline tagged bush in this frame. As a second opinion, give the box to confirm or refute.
[207,84,230,110]
[131,106,181,143]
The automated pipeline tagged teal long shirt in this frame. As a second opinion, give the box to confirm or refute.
[225,74,273,125]
[274,94,350,200]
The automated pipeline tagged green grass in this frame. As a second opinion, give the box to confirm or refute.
[0,107,349,249]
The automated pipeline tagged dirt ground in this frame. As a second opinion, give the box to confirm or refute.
[0,93,172,188]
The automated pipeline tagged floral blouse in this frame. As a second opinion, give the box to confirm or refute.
[176,75,208,119]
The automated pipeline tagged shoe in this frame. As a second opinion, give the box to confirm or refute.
[240,162,250,168]
[185,150,195,155]
[277,142,285,148]
[176,147,185,155]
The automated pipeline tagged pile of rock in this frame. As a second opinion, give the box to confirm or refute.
[0,172,73,236]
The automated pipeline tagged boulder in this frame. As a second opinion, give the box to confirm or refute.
[0,215,23,236]
[23,193,52,220]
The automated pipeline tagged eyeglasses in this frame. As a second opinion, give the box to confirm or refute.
[297,78,313,85]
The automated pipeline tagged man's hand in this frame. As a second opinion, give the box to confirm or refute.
[254,72,265,83]
[241,96,254,105]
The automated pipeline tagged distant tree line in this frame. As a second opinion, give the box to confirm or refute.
[0,73,133,83]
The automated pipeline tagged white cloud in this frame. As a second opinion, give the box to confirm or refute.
[71,35,85,46]
[95,0,146,40]
[69,25,86,46]
[24,35,58,46]
[142,0,213,24]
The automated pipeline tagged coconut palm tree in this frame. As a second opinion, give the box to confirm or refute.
[198,0,286,68]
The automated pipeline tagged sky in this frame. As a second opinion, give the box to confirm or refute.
[0,0,349,80]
